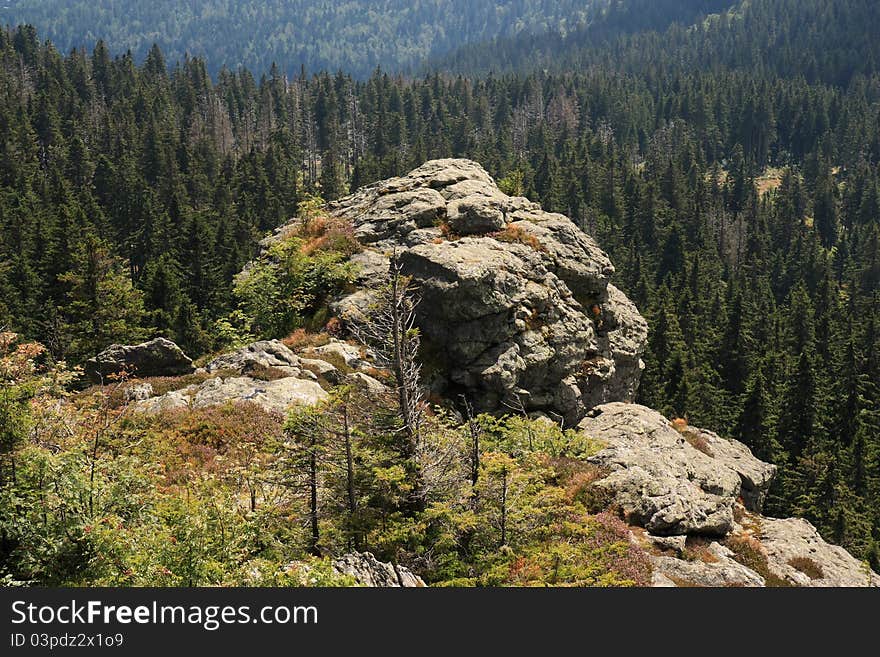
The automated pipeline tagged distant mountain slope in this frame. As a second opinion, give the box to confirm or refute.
[437,0,880,87]
[1,0,601,77]
[432,0,734,72]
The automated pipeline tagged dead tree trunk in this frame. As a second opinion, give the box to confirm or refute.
[350,253,426,511]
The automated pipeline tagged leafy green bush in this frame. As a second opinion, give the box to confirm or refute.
[477,414,604,458]
[232,215,358,339]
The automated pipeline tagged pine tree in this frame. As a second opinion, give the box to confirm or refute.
[777,351,817,465]
[813,165,839,248]
[57,233,148,362]
[319,149,345,201]
[736,366,775,460]
[718,287,752,397]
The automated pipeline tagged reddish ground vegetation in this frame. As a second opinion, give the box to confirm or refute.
[491,224,545,252]
[788,556,824,580]
[282,329,331,350]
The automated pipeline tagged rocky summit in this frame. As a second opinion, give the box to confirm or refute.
[321,159,647,425]
[87,159,878,587]
[231,159,875,586]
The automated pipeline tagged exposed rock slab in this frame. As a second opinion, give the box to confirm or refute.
[597,285,648,407]
[759,517,880,587]
[695,427,776,511]
[136,375,327,414]
[308,340,368,369]
[580,403,742,535]
[205,340,303,376]
[347,371,388,393]
[651,571,678,587]
[398,237,597,422]
[299,357,341,383]
[648,534,688,554]
[344,188,447,244]
[447,194,506,234]
[86,338,194,382]
[651,543,766,587]
[584,402,878,586]
[579,403,775,535]
[509,213,614,298]
[332,552,425,587]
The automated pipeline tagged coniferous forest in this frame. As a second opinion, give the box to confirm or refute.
[1,1,879,585]
[2,1,739,78]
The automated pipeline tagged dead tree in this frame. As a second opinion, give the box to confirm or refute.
[350,253,426,508]
[461,396,481,498]
[350,253,424,456]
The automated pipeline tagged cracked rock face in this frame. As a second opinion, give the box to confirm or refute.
[282,552,425,587]
[582,403,878,587]
[332,552,425,587]
[135,375,328,415]
[205,339,304,376]
[579,403,773,536]
[328,159,647,424]
[759,518,880,587]
[652,544,767,587]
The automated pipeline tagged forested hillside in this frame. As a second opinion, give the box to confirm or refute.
[0,0,878,580]
[2,1,743,78]
[1,0,604,78]
[439,0,880,86]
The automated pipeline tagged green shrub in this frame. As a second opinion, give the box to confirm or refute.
[477,414,604,458]
[233,223,357,340]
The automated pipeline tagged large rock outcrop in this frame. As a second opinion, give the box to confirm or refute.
[579,402,878,587]
[320,159,647,425]
[85,338,194,382]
